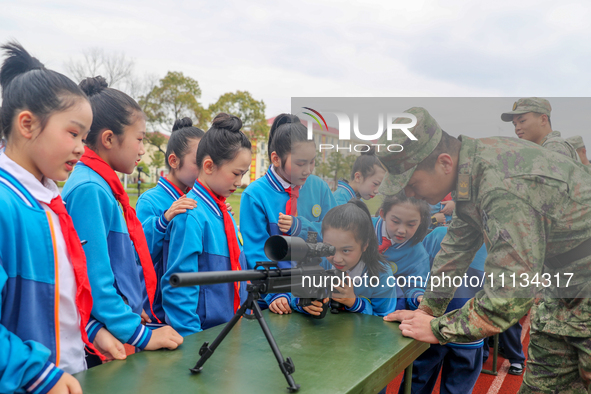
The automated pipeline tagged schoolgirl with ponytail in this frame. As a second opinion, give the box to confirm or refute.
[239,113,336,314]
[0,42,125,393]
[333,147,386,205]
[292,200,398,317]
[62,76,183,356]
[161,113,249,336]
[136,117,203,323]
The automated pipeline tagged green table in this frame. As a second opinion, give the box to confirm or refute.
[75,311,429,393]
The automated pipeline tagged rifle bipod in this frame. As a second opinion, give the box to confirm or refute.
[189,283,300,393]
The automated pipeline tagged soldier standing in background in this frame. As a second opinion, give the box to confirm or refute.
[381,107,591,393]
[567,135,590,166]
[501,97,580,162]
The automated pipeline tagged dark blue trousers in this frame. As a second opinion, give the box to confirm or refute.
[483,323,525,364]
[395,344,483,394]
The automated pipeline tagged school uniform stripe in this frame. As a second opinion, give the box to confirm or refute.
[337,180,355,199]
[25,362,63,394]
[158,178,181,200]
[264,166,283,192]
[192,184,222,216]
[156,214,169,232]
[0,168,42,209]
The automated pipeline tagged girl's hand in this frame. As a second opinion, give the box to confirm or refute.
[269,297,292,315]
[433,212,446,224]
[164,195,198,222]
[47,373,82,394]
[140,309,152,325]
[440,200,455,216]
[417,295,423,304]
[303,298,329,316]
[225,202,234,216]
[144,326,184,350]
[332,279,356,308]
[278,212,293,233]
[93,327,127,362]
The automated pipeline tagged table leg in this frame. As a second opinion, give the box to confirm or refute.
[480,333,499,376]
[403,362,413,394]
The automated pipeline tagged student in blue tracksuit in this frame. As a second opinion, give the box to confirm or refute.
[396,226,486,394]
[333,147,386,205]
[0,42,125,394]
[162,113,250,336]
[239,114,335,313]
[374,193,431,311]
[63,76,183,359]
[289,200,397,317]
[136,117,203,323]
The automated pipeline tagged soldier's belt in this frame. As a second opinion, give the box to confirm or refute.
[545,238,591,269]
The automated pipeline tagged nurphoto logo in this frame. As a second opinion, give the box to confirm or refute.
[302,107,417,153]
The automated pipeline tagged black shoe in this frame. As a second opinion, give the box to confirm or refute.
[508,363,524,376]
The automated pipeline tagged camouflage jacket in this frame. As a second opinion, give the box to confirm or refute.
[541,130,580,162]
[420,136,591,344]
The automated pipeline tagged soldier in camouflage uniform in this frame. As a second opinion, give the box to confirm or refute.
[501,97,580,162]
[567,135,590,166]
[381,107,591,393]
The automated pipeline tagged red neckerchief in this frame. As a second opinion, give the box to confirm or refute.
[164,176,190,196]
[47,196,104,360]
[285,185,300,216]
[80,147,161,323]
[196,180,242,312]
[378,237,393,254]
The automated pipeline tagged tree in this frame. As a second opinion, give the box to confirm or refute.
[65,48,135,92]
[145,132,168,155]
[325,152,357,189]
[150,150,165,177]
[139,71,210,133]
[208,91,268,139]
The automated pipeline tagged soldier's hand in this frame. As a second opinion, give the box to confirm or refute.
[383,309,439,344]
[269,297,292,315]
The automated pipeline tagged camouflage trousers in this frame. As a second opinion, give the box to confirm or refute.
[518,329,591,393]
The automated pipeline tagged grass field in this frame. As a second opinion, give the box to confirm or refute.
[130,186,384,226]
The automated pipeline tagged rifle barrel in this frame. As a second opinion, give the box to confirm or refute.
[170,269,291,287]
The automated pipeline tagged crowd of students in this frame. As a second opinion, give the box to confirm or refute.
[3,42,590,394]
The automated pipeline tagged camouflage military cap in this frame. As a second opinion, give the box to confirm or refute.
[501,97,552,122]
[566,135,585,150]
[377,107,442,195]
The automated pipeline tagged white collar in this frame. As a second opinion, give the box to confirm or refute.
[270,165,291,189]
[0,154,59,204]
[347,260,366,279]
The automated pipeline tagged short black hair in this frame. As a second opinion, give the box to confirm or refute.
[78,75,143,149]
[196,113,251,169]
[0,42,87,140]
[268,113,310,168]
[415,130,461,173]
[379,192,430,245]
[165,117,205,170]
